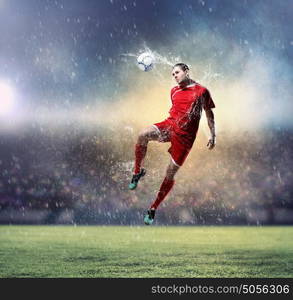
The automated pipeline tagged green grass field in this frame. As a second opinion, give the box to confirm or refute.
[0,225,293,278]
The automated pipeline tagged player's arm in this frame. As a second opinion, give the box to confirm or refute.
[205,108,216,150]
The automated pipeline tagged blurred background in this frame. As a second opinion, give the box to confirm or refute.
[0,0,293,225]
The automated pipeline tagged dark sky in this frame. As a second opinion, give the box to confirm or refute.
[0,0,292,106]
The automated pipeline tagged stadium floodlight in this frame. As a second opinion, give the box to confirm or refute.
[0,81,15,115]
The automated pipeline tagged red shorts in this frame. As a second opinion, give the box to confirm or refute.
[152,119,195,167]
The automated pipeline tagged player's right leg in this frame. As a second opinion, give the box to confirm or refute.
[144,159,179,225]
[128,126,160,190]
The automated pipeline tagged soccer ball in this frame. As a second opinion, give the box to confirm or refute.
[137,52,154,72]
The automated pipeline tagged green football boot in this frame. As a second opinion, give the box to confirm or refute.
[128,168,146,190]
[144,209,156,225]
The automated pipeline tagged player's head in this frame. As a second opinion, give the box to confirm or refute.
[172,63,190,84]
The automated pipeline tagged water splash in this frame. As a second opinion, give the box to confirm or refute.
[110,161,133,182]
[121,45,221,86]
[121,44,181,67]
[199,63,222,85]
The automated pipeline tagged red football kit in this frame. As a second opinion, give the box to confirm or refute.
[153,80,215,166]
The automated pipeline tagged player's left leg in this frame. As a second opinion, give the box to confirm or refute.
[144,160,179,225]
[129,126,161,190]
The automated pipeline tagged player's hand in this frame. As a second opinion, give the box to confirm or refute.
[207,136,216,150]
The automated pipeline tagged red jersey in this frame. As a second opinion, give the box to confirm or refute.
[168,81,215,139]
[153,80,215,166]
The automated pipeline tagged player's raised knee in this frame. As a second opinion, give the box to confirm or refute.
[137,129,149,144]
[138,127,156,144]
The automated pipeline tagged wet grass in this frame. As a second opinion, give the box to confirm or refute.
[0,225,292,278]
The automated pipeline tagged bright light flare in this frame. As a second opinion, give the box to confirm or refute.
[0,81,15,115]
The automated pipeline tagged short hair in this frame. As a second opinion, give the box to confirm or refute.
[173,63,189,72]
